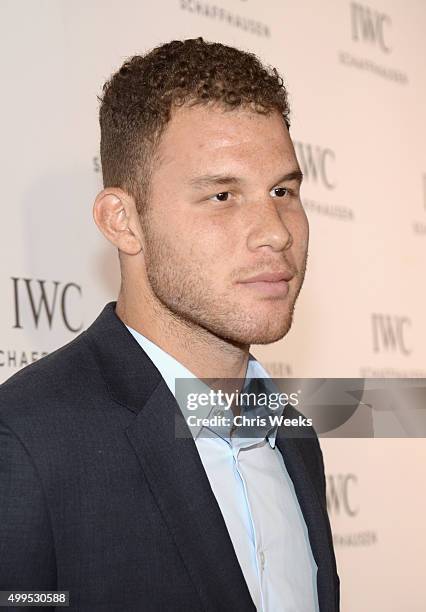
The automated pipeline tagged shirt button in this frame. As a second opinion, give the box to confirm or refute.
[259,551,265,571]
[215,409,224,418]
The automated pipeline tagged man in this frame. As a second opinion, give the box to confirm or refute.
[0,38,339,611]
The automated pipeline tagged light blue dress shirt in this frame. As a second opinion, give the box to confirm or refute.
[126,324,319,612]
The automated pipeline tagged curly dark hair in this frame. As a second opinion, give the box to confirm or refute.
[99,37,291,214]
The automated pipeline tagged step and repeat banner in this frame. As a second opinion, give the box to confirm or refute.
[1,1,425,610]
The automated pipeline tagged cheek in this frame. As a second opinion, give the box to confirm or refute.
[190,217,237,257]
[289,209,309,249]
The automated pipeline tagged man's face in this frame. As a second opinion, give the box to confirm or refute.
[140,103,309,345]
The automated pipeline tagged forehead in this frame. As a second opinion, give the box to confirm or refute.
[153,103,296,173]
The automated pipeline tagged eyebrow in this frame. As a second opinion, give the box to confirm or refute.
[189,169,304,190]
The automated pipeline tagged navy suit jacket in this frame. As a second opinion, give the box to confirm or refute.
[0,302,339,611]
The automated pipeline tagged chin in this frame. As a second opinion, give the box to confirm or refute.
[247,321,293,345]
[221,310,294,346]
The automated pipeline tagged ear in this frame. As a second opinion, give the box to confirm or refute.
[92,187,143,256]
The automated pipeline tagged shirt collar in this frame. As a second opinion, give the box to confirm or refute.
[125,325,281,448]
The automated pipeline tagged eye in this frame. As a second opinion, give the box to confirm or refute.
[209,192,230,202]
[270,186,291,198]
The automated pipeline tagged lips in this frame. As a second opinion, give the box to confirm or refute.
[239,270,294,283]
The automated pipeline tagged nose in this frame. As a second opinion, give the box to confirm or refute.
[246,201,293,253]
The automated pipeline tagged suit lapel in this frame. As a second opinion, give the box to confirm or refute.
[85,302,255,611]
[275,430,337,612]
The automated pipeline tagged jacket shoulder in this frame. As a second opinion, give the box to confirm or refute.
[0,330,102,424]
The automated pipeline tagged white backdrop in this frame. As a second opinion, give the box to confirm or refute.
[1,1,425,610]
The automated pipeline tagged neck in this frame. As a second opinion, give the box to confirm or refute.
[115,281,250,381]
